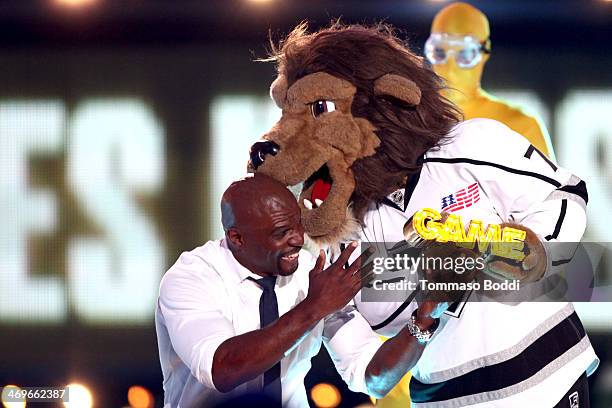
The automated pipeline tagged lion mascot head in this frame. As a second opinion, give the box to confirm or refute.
[249,23,461,245]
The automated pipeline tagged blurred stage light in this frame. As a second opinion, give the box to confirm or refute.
[310,383,341,408]
[247,0,275,3]
[63,383,93,408]
[54,0,96,7]
[127,385,154,408]
[1,385,26,408]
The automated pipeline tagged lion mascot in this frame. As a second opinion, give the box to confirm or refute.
[249,23,598,407]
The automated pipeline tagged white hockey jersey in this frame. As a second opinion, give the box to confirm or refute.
[349,119,599,407]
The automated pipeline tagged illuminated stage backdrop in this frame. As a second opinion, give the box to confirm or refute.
[0,43,610,406]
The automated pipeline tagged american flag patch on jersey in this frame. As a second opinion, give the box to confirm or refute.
[441,182,480,213]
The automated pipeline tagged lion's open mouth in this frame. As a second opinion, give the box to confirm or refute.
[283,159,357,241]
[302,164,333,209]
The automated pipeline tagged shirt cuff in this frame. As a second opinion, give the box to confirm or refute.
[192,334,232,391]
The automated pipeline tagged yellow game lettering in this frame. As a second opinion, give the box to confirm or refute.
[412,207,443,240]
[500,227,527,261]
[408,208,526,261]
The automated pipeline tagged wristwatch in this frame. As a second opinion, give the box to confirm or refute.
[407,309,440,345]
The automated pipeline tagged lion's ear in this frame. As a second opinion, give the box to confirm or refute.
[270,75,288,109]
[373,74,421,106]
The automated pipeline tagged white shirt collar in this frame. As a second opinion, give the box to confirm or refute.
[219,238,263,283]
[219,239,298,288]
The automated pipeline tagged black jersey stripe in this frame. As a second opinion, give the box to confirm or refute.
[370,288,420,331]
[545,199,568,241]
[409,312,586,403]
[552,258,573,266]
[381,197,403,212]
[423,157,561,187]
[404,165,422,211]
[558,180,589,204]
[524,144,558,171]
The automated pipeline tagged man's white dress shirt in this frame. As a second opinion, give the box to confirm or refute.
[156,239,383,408]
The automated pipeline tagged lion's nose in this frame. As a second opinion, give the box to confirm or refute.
[249,140,280,170]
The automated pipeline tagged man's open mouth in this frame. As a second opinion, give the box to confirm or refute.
[281,249,300,262]
[301,164,333,210]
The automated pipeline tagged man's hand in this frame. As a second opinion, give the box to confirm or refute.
[304,242,374,320]
[485,223,547,283]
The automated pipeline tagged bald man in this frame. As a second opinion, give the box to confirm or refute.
[155,174,447,408]
[427,1,554,158]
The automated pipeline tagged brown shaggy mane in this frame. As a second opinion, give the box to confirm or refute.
[266,21,462,220]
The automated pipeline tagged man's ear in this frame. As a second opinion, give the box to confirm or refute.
[373,74,421,106]
[226,228,244,247]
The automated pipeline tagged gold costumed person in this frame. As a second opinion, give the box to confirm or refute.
[427,1,554,157]
[377,3,554,407]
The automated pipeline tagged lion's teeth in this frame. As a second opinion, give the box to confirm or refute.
[314,199,323,207]
[303,199,313,210]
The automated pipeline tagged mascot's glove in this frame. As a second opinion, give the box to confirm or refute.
[484,223,547,283]
[403,214,482,307]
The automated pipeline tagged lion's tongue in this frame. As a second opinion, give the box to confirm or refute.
[311,179,332,203]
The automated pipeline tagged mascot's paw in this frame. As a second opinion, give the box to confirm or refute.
[485,223,547,283]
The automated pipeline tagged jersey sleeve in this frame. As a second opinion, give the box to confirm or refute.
[322,304,383,394]
[429,119,588,276]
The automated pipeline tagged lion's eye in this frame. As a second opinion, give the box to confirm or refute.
[310,100,336,118]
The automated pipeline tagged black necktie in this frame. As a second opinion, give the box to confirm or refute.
[252,276,282,405]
